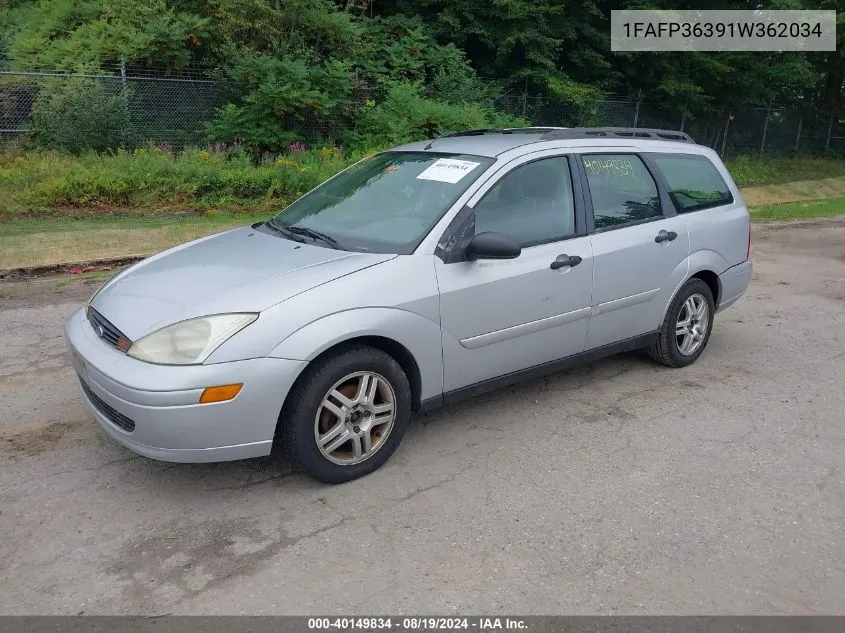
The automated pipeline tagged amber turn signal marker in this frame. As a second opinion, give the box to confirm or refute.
[199,384,243,404]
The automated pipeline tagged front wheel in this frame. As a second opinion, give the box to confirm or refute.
[280,345,412,484]
[648,278,715,368]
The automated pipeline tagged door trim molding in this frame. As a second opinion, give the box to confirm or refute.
[419,331,658,413]
[591,288,659,317]
[459,306,592,349]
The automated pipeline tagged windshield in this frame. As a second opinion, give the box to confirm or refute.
[268,152,494,254]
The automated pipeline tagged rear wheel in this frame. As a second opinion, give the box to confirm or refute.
[280,345,411,484]
[649,278,715,368]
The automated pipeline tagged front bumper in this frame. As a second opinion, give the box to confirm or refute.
[65,308,307,462]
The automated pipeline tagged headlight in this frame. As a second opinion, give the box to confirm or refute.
[127,313,258,365]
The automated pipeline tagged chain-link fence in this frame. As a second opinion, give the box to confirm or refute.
[1,69,219,150]
[496,93,845,156]
[1,68,843,156]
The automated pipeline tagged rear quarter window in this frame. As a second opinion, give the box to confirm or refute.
[652,154,734,212]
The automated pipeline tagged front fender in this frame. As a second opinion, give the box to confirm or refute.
[268,308,444,403]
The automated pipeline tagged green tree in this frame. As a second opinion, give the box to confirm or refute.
[4,0,208,71]
[208,54,352,152]
[351,81,528,149]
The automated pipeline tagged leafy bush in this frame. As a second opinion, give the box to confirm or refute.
[207,55,353,153]
[31,78,131,153]
[350,83,529,149]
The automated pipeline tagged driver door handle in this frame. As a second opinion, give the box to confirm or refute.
[550,254,582,270]
[655,230,678,243]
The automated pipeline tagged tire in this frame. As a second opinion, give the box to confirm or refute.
[279,344,412,484]
[648,278,715,368]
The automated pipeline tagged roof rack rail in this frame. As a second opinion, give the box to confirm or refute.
[539,127,695,143]
[440,127,567,138]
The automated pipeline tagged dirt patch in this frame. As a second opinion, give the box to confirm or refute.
[14,201,279,220]
[13,202,203,220]
[0,257,140,282]
[756,215,845,231]
[0,274,110,309]
[43,202,203,219]
[2,420,85,458]
[754,216,845,255]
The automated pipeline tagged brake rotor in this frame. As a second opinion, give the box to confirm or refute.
[318,380,357,433]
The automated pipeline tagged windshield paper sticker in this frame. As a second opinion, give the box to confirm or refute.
[417,159,480,184]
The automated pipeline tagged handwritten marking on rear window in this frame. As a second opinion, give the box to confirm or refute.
[584,158,635,178]
[417,159,481,184]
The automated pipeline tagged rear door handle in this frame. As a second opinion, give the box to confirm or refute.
[550,254,582,270]
[655,230,678,243]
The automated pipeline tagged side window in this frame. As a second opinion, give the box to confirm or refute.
[474,156,575,247]
[652,154,734,212]
[583,154,662,230]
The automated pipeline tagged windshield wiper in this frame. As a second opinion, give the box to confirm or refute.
[284,225,340,249]
[264,220,306,243]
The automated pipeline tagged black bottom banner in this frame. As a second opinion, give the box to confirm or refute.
[0,617,843,633]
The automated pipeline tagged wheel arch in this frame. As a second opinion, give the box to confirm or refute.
[686,249,730,309]
[656,258,723,335]
[690,269,721,308]
[305,336,424,412]
[269,307,444,413]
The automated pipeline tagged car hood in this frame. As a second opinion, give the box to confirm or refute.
[90,226,396,340]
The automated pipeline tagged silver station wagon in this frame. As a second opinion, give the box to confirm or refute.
[66,127,753,483]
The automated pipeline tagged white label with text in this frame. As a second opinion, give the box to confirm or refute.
[417,159,480,184]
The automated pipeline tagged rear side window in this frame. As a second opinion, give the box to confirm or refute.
[652,154,734,212]
[583,154,662,230]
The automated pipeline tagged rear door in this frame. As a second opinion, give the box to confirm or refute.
[579,151,690,350]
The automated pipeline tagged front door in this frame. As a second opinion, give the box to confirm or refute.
[435,154,594,392]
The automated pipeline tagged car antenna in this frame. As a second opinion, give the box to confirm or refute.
[422,120,443,150]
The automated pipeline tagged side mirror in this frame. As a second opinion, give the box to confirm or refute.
[465,231,521,261]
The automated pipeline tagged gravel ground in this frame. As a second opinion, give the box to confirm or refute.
[0,218,843,615]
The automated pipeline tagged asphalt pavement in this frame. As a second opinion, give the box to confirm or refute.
[1,218,843,615]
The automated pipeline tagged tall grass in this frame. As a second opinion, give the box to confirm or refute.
[749,196,845,221]
[0,144,363,220]
[726,155,845,187]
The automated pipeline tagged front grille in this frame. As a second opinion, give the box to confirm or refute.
[78,375,136,432]
[87,307,131,351]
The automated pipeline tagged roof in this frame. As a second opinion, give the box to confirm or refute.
[392,134,545,158]
[390,127,697,158]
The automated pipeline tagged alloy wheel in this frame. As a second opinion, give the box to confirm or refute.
[676,293,710,356]
[314,371,397,466]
